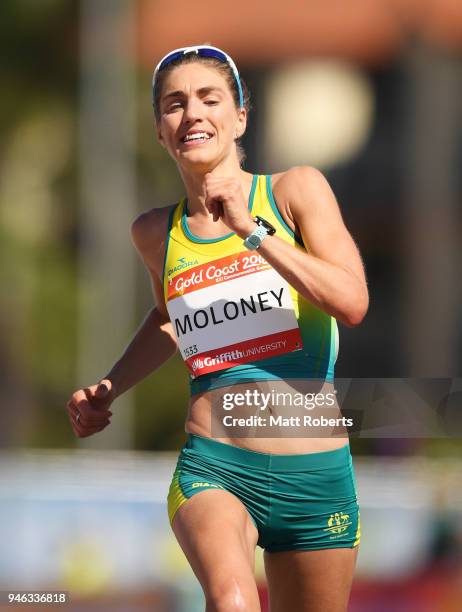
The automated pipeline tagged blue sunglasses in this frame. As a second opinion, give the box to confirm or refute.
[152,45,244,110]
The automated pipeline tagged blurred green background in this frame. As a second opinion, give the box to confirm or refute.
[1,0,460,455]
[1,1,461,609]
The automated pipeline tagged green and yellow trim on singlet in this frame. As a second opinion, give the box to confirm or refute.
[162,175,339,394]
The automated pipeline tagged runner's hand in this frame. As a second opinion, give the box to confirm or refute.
[204,174,255,237]
[67,379,114,438]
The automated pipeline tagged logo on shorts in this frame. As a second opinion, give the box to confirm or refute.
[324,512,352,536]
[191,482,225,489]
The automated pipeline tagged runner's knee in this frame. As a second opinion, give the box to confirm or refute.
[205,577,255,612]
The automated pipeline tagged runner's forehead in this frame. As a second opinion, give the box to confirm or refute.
[162,85,227,101]
[161,63,230,91]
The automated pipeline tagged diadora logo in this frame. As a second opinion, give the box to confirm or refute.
[191,357,204,371]
[191,482,225,489]
[168,256,199,276]
[324,512,352,536]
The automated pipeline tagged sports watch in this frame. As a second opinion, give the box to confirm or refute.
[243,216,276,250]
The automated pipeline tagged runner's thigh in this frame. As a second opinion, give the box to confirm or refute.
[172,489,261,612]
[264,546,359,612]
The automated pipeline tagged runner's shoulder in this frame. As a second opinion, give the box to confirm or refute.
[130,204,176,274]
[131,204,174,244]
[271,166,332,222]
[272,166,328,201]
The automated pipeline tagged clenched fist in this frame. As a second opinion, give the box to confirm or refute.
[204,174,255,237]
[67,379,114,438]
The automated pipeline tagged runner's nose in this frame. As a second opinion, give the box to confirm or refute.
[183,96,204,124]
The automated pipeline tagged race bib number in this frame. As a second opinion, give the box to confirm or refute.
[166,251,303,377]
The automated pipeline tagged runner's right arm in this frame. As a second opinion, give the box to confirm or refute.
[67,208,177,437]
[104,209,178,399]
[104,276,177,399]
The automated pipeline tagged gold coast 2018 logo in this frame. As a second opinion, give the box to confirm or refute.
[324,512,352,538]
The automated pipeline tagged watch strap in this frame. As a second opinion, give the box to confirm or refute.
[255,215,276,235]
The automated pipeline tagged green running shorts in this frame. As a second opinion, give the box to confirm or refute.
[168,434,360,552]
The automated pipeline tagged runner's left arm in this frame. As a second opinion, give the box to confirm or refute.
[235,167,369,327]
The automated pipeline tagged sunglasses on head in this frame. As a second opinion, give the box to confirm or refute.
[152,45,244,109]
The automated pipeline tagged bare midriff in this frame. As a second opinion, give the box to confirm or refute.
[185,378,349,454]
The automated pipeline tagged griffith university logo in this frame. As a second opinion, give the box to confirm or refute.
[191,357,204,371]
[168,256,199,277]
[324,512,352,536]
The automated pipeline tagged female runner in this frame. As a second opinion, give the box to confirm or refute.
[67,45,369,611]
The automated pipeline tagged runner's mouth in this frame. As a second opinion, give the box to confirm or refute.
[181,131,213,144]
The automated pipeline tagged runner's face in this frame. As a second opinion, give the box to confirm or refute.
[156,63,246,169]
